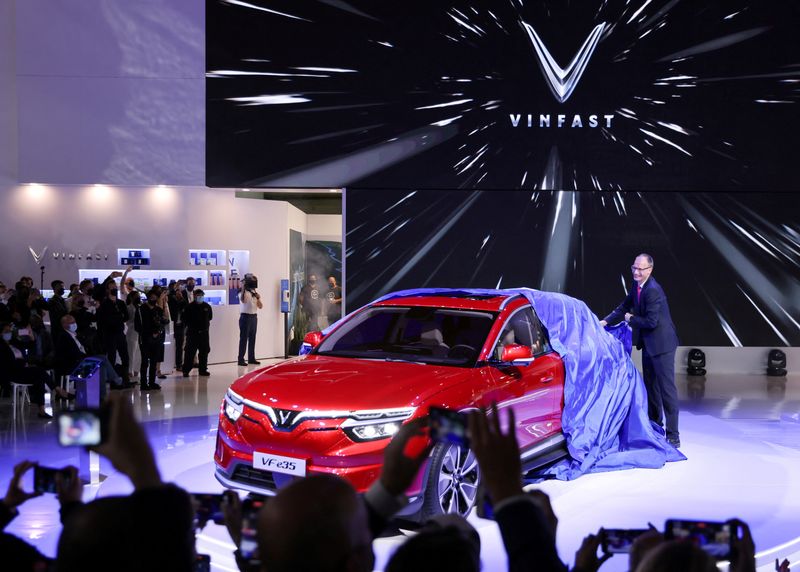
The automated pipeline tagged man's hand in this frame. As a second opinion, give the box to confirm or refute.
[91,394,162,489]
[56,466,82,505]
[729,519,756,572]
[467,404,522,504]
[3,460,41,509]
[599,320,608,327]
[221,490,243,547]
[379,417,433,496]
[110,271,123,278]
[573,529,612,572]
[624,313,633,322]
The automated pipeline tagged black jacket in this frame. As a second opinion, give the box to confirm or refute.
[136,304,169,343]
[97,298,128,336]
[182,302,213,333]
[55,333,88,376]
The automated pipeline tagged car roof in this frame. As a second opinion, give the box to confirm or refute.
[373,293,518,312]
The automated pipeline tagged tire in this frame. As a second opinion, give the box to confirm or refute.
[421,442,481,519]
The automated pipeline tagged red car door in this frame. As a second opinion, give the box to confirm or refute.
[481,305,562,451]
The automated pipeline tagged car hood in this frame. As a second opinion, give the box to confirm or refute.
[231,354,474,412]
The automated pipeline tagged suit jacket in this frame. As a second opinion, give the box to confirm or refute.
[605,277,678,356]
[55,333,88,376]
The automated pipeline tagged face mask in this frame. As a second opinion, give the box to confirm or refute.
[187,284,195,291]
[2,332,11,342]
[148,298,157,305]
[195,296,204,304]
[18,328,30,337]
[68,323,78,333]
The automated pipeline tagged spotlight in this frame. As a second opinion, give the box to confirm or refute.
[687,348,706,376]
[767,349,787,377]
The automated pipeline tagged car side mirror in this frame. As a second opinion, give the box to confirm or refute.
[300,331,324,355]
[495,344,534,366]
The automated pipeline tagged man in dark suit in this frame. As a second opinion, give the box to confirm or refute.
[601,253,681,447]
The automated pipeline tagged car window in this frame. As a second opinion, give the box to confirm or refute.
[494,306,550,358]
[316,306,497,367]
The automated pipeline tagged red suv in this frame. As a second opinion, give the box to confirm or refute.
[215,291,565,517]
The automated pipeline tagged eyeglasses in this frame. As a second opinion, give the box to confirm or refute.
[631,266,652,273]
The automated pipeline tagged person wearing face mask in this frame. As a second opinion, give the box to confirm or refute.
[28,314,55,369]
[135,290,171,391]
[125,291,142,382]
[325,276,343,326]
[0,282,11,322]
[299,274,322,332]
[1,321,73,418]
[237,274,262,366]
[185,276,196,303]
[48,280,68,342]
[55,315,129,396]
[182,289,213,377]
[96,280,131,384]
[168,281,188,371]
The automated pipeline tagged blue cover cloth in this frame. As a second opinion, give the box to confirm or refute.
[361,287,685,479]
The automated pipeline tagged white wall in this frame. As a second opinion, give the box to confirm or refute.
[307,214,343,241]
[0,184,297,362]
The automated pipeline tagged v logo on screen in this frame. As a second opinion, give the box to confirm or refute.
[522,22,607,103]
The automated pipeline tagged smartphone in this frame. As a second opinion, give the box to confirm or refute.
[428,406,469,447]
[240,494,268,565]
[192,554,210,572]
[665,519,735,560]
[191,493,225,526]
[601,529,649,554]
[33,465,71,494]
[57,409,108,447]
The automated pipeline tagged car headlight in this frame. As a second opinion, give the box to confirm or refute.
[222,389,244,424]
[347,421,402,442]
[342,407,415,442]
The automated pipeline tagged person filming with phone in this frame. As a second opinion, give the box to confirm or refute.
[237,274,262,367]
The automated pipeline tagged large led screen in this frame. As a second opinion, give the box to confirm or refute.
[207,0,800,190]
[344,190,800,347]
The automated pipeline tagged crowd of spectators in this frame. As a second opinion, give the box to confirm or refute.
[0,269,214,413]
[1,397,785,572]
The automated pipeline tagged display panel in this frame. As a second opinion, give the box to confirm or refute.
[206,0,800,190]
[344,190,800,347]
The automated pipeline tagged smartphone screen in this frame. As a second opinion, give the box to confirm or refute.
[665,519,734,559]
[191,493,225,526]
[428,406,469,447]
[240,495,268,564]
[34,466,69,494]
[57,409,105,447]
[601,529,649,554]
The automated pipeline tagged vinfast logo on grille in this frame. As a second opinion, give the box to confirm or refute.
[511,21,614,129]
[274,409,299,430]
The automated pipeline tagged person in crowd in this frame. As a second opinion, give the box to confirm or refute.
[56,393,196,572]
[48,279,68,341]
[135,289,170,391]
[55,314,129,395]
[600,253,681,447]
[28,314,55,369]
[185,276,197,302]
[1,321,73,418]
[68,293,99,353]
[0,282,11,322]
[155,287,170,379]
[299,274,322,332]
[67,282,79,298]
[168,280,188,371]
[325,275,343,326]
[1,460,53,571]
[237,274,262,366]
[125,291,142,382]
[19,276,34,289]
[7,282,33,327]
[96,279,131,383]
[182,288,212,377]
[384,514,481,572]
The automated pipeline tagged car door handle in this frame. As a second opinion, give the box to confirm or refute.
[541,376,554,384]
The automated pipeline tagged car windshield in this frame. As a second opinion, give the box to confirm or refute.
[315,306,497,367]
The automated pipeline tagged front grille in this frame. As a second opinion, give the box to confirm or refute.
[231,465,277,491]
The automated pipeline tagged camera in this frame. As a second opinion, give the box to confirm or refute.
[191,493,226,527]
[57,408,109,447]
[34,465,72,494]
[665,519,736,560]
[429,406,469,448]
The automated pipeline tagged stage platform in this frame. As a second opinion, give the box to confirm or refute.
[2,361,798,571]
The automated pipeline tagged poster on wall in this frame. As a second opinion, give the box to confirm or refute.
[207,0,800,191]
[345,189,800,347]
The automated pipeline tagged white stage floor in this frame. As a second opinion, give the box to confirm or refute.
[2,360,799,571]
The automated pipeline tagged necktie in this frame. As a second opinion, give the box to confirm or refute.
[637,285,642,303]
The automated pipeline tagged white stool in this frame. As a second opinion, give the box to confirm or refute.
[11,382,31,419]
